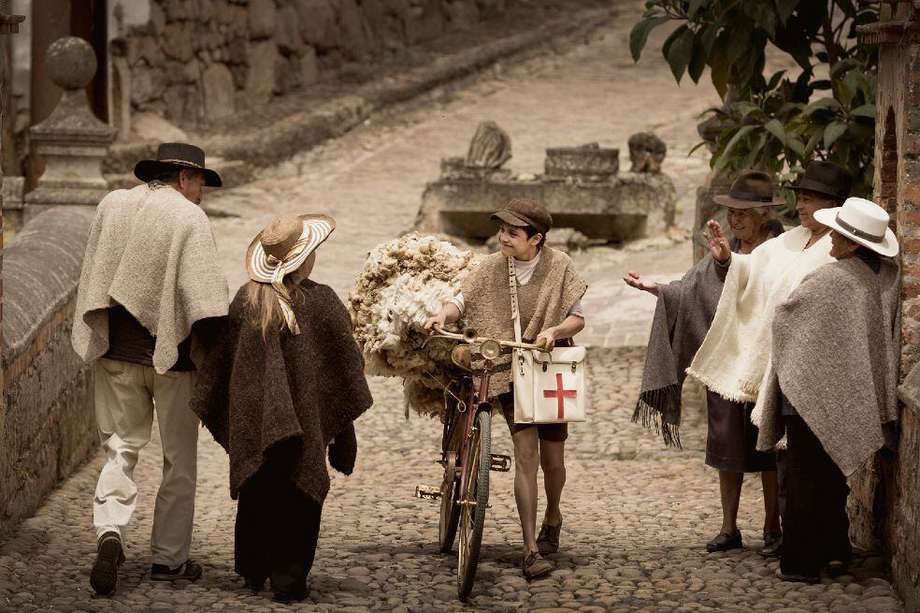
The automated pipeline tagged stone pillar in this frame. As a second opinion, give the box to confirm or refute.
[24,36,115,223]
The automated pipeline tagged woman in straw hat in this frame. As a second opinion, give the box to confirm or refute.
[752,197,900,583]
[624,169,785,555]
[191,214,373,603]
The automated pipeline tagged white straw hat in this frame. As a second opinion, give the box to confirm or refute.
[246,214,336,284]
[813,197,898,258]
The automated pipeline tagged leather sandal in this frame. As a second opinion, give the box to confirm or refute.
[537,522,562,555]
[522,551,554,580]
[706,529,742,553]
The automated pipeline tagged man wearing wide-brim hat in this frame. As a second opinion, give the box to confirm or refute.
[753,197,900,582]
[72,143,230,596]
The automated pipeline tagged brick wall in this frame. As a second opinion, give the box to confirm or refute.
[848,19,920,609]
[0,207,95,540]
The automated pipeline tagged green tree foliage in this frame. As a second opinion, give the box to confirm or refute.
[630,0,878,209]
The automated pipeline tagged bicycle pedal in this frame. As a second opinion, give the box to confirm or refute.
[415,485,442,501]
[489,454,512,472]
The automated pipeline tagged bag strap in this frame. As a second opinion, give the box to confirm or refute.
[508,257,523,344]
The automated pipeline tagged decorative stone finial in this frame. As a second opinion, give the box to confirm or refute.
[45,36,97,91]
[466,121,512,170]
[25,36,116,221]
[628,132,667,174]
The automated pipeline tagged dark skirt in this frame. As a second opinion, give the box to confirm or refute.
[705,390,776,473]
[780,413,852,577]
[235,444,323,597]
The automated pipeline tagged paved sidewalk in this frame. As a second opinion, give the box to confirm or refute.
[0,349,903,611]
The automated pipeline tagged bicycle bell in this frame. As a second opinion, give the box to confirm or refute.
[479,339,501,360]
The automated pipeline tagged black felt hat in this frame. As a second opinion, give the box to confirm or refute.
[712,170,785,209]
[790,160,852,202]
[134,142,222,187]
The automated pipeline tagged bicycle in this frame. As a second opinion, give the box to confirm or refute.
[415,326,546,601]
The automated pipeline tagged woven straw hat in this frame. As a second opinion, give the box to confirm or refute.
[246,214,336,283]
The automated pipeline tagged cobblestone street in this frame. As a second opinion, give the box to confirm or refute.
[0,4,906,612]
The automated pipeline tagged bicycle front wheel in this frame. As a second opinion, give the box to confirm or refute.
[457,409,491,601]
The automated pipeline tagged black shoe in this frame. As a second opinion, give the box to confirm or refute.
[706,530,742,553]
[272,589,307,603]
[775,568,819,584]
[244,576,265,593]
[90,532,125,596]
[826,559,850,578]
[761,531,783,557]
[150,559,203,582]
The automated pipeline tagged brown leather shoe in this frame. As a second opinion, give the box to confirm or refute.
[537,522,561,555]
[522,551,554,580]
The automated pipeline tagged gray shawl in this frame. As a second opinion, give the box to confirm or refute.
[753,257,900,476]
[634,219,789,448]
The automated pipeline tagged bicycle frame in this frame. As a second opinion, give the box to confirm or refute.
[455,367,493,506]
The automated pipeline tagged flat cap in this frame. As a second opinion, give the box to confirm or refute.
[490,198,553,235]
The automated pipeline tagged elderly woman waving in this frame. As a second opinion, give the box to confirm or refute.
[683,162,850,554]
[753,197,900,583]
[625,170,785,555]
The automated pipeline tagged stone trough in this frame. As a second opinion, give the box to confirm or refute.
[414,123,676,241]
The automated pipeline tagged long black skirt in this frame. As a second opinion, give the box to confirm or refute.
[235,448,323,597]
[705,390,776,473]
[781,413,852,577]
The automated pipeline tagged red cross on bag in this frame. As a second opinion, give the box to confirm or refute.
[543,373,577,419]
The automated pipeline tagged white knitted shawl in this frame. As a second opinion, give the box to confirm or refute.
[685,225,834,402]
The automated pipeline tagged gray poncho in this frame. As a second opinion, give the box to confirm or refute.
[753,256,900,476]
[635,223,782,447]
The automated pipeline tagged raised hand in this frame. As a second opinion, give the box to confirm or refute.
[623,271,660,296]
[706,220,731,263]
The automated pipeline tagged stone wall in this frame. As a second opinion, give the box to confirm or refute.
[119,0,514,126]
[0,207,95,540]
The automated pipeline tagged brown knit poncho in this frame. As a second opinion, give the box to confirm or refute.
[461,247,587,398]
[191,279,374,503]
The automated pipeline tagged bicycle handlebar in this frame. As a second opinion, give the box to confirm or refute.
[430,325,547,352]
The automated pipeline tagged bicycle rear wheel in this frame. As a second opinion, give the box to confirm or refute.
[457,410,491,601]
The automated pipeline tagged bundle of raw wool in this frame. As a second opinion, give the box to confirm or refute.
[349,233,482,417]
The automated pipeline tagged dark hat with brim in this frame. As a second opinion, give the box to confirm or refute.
[490,198,553,234]
[789,160,851,202]
[134,142,222,187]
[713,169,785,209]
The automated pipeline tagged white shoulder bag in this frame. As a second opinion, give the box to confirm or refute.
[509,257,586,424]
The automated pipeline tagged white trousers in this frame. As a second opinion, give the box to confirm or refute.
[92,358,199,567]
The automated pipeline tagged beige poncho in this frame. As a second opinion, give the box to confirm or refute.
[72,184,229,373]
[686,225,834,402]
[752,257,900,476]
[461,247,587,398]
